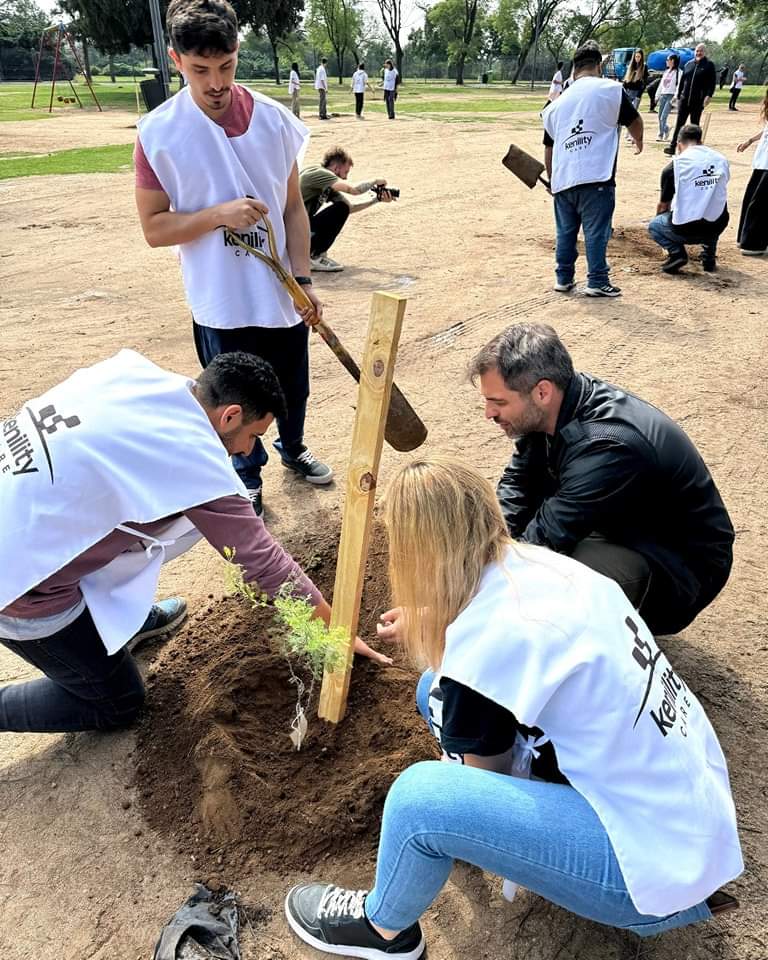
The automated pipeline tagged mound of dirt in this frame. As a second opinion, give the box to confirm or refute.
[134,525,437,879]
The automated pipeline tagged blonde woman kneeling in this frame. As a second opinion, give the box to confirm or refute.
[284,460,742,960]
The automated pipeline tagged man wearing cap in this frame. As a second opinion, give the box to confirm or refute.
[542,40,644,299]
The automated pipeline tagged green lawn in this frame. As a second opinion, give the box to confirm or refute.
[0,143,134,178]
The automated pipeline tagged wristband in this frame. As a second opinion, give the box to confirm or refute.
[294,276,313,286]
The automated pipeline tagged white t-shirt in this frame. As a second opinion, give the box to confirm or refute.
[753,122,768,170]
[659,67,680,95]
[315,64,328,90]
[352,69,368,93]
[138,86,308,330]
[548,70,563,100]
[440,544,743,916]
[731,69,745,89]
[288,70,300,94]
[383,68,398,91]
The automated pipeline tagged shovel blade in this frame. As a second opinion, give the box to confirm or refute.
[385,383,428,451]
[502,143,545,189]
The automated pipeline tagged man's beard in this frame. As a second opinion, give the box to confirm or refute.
[494,408,546,440]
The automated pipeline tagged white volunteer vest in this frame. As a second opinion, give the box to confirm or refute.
[753,123,768,171]
[672,144,729,225]
[543,76,624,194]
[137,86,309,330]
[440,544,742,916]
[0,350,247,652]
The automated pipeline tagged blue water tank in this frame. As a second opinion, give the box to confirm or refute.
[647,47,695,72]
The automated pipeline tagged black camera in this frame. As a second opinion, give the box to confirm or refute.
[374,184,400,200]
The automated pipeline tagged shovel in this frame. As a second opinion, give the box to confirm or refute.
[502,144,551,191]
[224,222,427,453]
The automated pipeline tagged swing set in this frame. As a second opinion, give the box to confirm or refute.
[30,24,102,114]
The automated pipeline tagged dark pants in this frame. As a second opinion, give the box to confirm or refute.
[570,535,729,635]
[384,89,396,118]
[193,320,310,489]
[669,99,704,150]
[648,210,726,265]
[318,88,328,119]
[0,609,145,732]
[728,88,741,109]
[553,184,615,288]
[355,92,364,116]
[309,199,349,257]
[738,169,768,252]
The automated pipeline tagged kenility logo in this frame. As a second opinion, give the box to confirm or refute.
[224,225,268,255]
[626,615,692,738]
[563,118,595,152]
[694,164,720,190]
[1,403,80,482]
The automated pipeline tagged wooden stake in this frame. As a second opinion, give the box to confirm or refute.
[318,291,408,724]
[701,111,712,142]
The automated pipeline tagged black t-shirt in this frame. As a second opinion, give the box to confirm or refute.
[543,90,639,188]
[659,161,729,239]
[434,677,569,784]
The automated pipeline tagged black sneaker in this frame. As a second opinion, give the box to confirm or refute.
[128,597,187,652]
[274,441,333,485]
[584,283,622,297]
[661,252,688,274]
[245,486,263,517]
[663,145,675,156]
[285,883,425,959]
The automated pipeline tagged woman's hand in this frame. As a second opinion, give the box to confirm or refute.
[737,140,750,153]
[354,636,393,665]
[376,606,405,644]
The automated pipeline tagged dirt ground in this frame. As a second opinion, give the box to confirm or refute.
[1,101,767,960]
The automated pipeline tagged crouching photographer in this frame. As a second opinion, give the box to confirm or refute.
[300,146,396,272]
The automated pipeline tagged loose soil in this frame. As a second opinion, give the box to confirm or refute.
[135,525,436,878]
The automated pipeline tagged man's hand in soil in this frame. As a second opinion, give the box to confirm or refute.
[217,197,269,230]
[354,636,393,666]
[377,607,404,644]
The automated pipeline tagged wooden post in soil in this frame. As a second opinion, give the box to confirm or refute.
[318,291,408,724]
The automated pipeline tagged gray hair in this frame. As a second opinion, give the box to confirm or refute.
[468,323,574,392]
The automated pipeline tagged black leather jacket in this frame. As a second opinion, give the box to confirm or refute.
[497,373,734,606]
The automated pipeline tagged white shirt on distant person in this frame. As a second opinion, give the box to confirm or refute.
[315,64,328,91]
[352,69,368,93]
[383,67,398,91]
[548,69,563,100]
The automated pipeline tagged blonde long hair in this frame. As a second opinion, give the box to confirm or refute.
[383,458,511,669]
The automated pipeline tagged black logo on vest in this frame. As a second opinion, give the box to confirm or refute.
[627,616,691,738]
[224,225,268,256]
[693,164,720,190]
[1,404,81,482]
[563,118,595,152]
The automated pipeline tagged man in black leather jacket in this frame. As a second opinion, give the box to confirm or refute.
[470,323,734,635]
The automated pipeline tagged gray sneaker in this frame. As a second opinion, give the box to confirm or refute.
[310,255,344,272]
[128,597,187,651]
[274,441,333,485]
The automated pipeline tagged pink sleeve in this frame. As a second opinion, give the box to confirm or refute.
[185,495,323,605]
[134,136,166,192]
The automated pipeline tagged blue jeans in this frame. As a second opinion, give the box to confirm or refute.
[193,320,310,489]
[0,608,145,732]
[647,212,719,260]
[657,94,674,137]
[364,670,712,938]
[553,185,615,288]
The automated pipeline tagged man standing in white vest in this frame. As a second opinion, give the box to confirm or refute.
[648,123,730,274]
[315,57,329,120]
[135,0,332,521]
[0,351,388,735]
[542,40,644,298]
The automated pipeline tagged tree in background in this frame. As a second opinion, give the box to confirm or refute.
[596,0,692,52]
[508,0,563,83]
[427,0,486,85]
[0,0,47,38]
[375,0,409,76]
[308,0,361,81]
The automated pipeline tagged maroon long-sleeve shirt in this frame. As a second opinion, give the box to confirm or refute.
[2,494,321,619]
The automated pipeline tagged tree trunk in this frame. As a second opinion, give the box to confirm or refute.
[269,37,281,83]
[81,37,92,82]
[334,48,345,82]
[108,53,116,83]
[455,52,466,85]
[395,44,404,78]
[511,37,534,84]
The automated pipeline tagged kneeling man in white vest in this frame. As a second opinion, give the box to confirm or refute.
[0,350,386,734]
[648,123,730,274]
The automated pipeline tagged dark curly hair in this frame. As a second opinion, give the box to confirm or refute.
[196,352,287,422]
[166,0,238,56]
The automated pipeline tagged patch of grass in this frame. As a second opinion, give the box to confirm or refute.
[0,142,134,179]
[0,80,141,120]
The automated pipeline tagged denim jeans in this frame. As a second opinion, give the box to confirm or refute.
[0,608,145,732]
[364,671,712,938]
[553,184,615,287]
[193,320,310,489]
[384,89,396,118]
[657,94,674,136]
[647,211,719,260]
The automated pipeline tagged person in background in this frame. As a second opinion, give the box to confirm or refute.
[351,62,373,119]
[719,64,729,89]
[656,54,682,141]
[736,88,768,256]
[622,49,648,141]
[645,74,661,112]
[649,123,730,274]
[664,43,715,155]
[288,61,301,118]
[729,64,746,111]
[542,40,643,298]
[283,459,741,960]
[547,61,564,103]
[382,58,399,119]
[315,57,329,120]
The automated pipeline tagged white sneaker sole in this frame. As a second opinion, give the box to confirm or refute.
[741,249,765,257]
[584,288,622,298]
[281,462,334,485]
[284,889,426,960]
